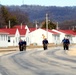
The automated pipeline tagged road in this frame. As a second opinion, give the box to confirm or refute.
[0,47,76,75]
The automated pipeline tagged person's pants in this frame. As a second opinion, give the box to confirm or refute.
[63,44,69,50]
[43,44,47,50]
[23,45,26,51]
[19,46,23,51]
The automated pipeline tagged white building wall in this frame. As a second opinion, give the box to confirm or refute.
[28,29,58,46]
[47,32,53,43]
[25,25,30,32]
[8,29,20,46]
[20,36,25,41]
[72,36,76,43]
[8,36,14,46]
[0,34,8,47]
[14,29,20,46]
[52,34,60,44]
[19,29,30,45]
[25,29,30,45]
[29,29,45,45]
[52,29,76,44]
[52,29,65,43]
[60,33,65,42]
[25,33,31,45]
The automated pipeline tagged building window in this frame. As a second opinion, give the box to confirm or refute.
[1,35,3,40]
[8,37,10,42]
[4,35,6,41]
[18,37,21,42]
[16,37,17,43]
[6,35,8,40]
[26,37,29,43]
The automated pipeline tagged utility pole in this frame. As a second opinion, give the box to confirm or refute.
[35,21,38,29]
[46,13,48,39]
[21,23,22,29]
[9,20,10,28]
[72,26,74,30]
[34,20,38,29]
[56,22,59,30]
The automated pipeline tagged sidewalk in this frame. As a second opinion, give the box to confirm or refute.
[0,47,18,52]
[67,48,76,56]
[0,47,18,56]
[0,45,76,56]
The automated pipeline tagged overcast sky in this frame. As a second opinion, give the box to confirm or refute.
[0,0,76,6]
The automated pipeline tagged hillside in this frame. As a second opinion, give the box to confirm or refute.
[1,5,76,29]
[7,5,76,22]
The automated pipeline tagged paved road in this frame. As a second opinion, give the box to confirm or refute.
[0,47,76,75]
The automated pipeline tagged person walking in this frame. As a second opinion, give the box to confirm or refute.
[62,37,70,50]
[42,38,48,50]
[18,39,23,51]
[23,40,27,51]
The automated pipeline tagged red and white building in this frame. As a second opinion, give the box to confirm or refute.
[0,24,76,47]
[1,28,20,46]
[28,28,59,45]
[52,29,76,43]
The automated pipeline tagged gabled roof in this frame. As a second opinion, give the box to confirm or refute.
[57,30,76,35]
[13,25,26,29]
[65,30,76,35]
[29,28,37,32]
[0,29,9,34]
[48,29,59,34]
[18,29,27,36]
[42,28,59,34]
[0,29,17,35]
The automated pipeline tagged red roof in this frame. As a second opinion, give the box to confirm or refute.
[42,28,59,34]
[29,28,37,32]
[13,25,26,29]
[0,29,9,34]
[0,29,17,35]
[18,29,27,36]
[57,30,76,35]
[0,28,27,36]
[65,30,76,35]
[48,29,59,34]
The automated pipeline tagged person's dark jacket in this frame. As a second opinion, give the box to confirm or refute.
[23,41,26,45]
[19,41,23,46]
[62,38,70,44]
[43,39,48,45]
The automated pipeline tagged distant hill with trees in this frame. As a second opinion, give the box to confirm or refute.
[0,5,76,29]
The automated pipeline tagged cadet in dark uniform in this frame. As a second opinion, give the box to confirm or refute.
[23,40,27,51]
[62,37,70,50]
[42,38,48,50]
[18,40,23,51]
